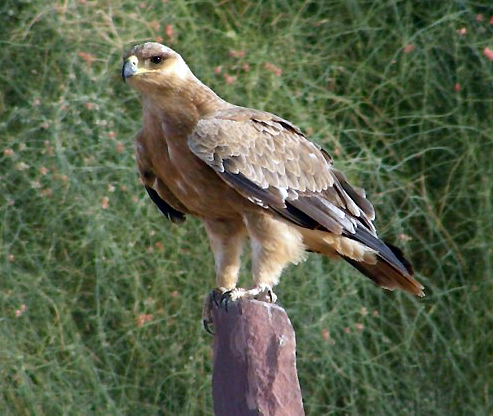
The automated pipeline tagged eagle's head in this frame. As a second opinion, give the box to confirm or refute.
[122,42,192,93]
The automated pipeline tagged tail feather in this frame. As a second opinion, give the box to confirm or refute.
[343,229,423,295]
[342,254,424,296]
[299,227,424,296]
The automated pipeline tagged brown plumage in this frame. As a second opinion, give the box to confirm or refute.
[122,42,424,313]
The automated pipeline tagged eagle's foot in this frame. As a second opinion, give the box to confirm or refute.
[220,286,277,311]
[202,287,277,333]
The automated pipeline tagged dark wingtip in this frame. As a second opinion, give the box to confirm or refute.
[343,255,424,297]
[145,186,186,223]
[347,227,412,277]
[384,241,414,276]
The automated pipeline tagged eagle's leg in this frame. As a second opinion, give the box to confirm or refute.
[202,218,246,331]
[219,212,306,304]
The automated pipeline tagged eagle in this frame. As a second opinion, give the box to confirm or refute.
[122,42,424,327]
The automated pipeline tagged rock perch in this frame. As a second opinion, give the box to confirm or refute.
[212,299,305,416]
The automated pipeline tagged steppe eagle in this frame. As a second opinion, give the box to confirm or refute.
[122,42,423,327]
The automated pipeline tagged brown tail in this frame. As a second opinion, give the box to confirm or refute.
[341,229,424,297]
[342,252,424,296]
[299,227,424,296]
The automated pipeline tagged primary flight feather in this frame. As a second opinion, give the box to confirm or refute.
[122,42,423,323]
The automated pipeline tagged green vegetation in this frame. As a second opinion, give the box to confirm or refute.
[1,0,492,414]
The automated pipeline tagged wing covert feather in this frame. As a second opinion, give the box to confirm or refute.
[189,109,333,192]
[188,107,376,239]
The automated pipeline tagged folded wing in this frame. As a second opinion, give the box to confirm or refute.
[188,107,423,296]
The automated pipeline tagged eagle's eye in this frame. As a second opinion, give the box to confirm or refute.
[150,56,163,64]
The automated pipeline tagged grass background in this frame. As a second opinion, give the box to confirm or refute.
[1,0,492,414]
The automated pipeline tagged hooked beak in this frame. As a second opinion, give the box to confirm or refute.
[122,55,139,82]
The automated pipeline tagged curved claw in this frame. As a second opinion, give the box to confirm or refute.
[219,290,233,312]
[211,289,221,307]
[266,289,277,303]
[202,318,214,335]
[202,289,222,336]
